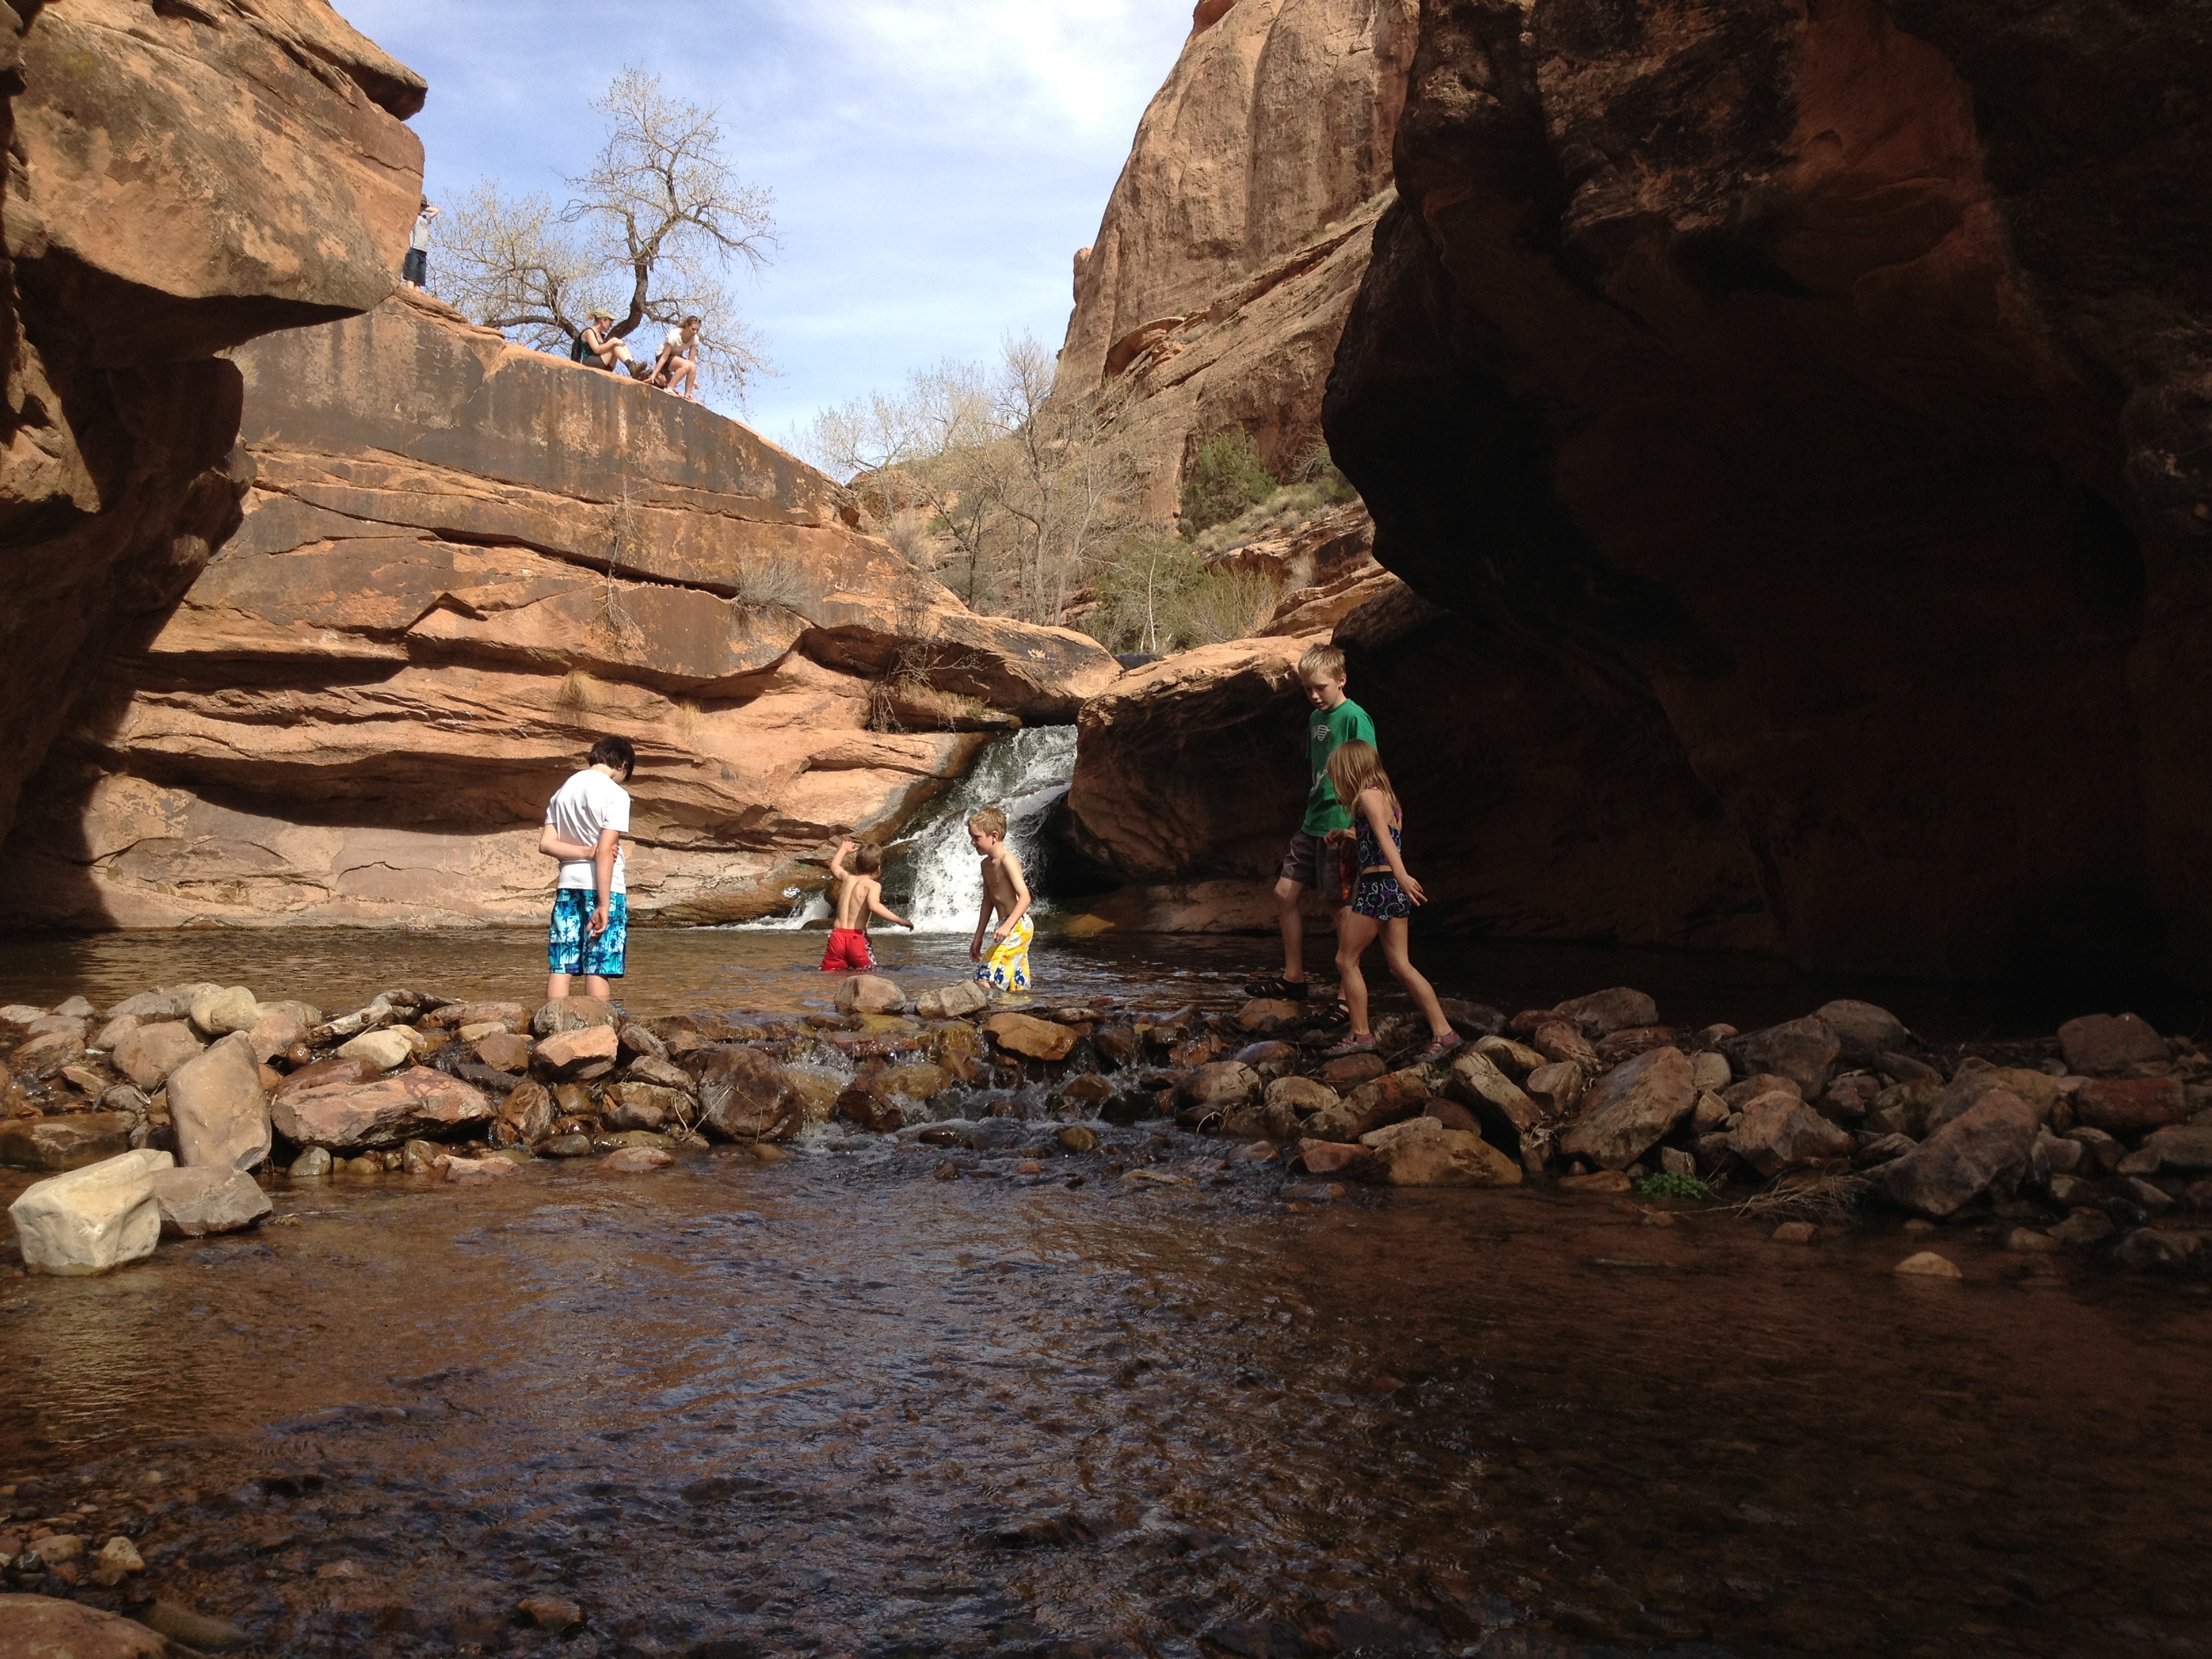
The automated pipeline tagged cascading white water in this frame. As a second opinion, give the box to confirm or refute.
[899,726,1078,933]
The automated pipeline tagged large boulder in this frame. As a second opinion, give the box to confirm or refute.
[269,1067,493,1150]
[112,1023,205,1092]
[1354,1116,1522,1187]
[2075,1077,2188,1136]
[1558,1047,1696,1172]
[834,975,906,1015]
[1815,1000,1911,1063]
[148,1166,272,1237]
[695,1047,802,1141]
[1880,1091,2041,1217]
[1305,1067,1431,1143]
[2057,1012,2169,1077]
[165,1033,270,1170]
[0,1595,196,1656]
[0,1113,136,1172]
[8,1150,173,1275]
[1721,1019,1841,1100]
[1552,988,1658,1036]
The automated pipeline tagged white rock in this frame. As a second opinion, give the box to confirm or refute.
[8,1149,173,1275]
[0,1004,47,1023]
[189,985,263,1038]
[337,1028,417,1072]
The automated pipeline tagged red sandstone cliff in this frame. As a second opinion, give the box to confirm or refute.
[0,0,425,854]
[3,294,1118,928]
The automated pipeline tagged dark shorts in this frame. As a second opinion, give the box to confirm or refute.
[548,889,628,979]
[402,247,428,285]
[1279,830,1352,909]
[1351,870,1416,921]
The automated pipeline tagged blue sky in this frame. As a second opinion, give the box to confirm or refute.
[342,0,1191,443]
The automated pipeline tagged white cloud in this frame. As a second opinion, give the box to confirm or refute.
[338,0,1190,437]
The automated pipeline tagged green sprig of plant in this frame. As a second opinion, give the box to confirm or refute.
[1634,1170,1713,1201]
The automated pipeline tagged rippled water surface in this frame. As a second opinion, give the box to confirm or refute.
[5,1146,2212,1658]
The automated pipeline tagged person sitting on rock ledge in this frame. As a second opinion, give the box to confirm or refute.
[540,735,635,1004]
[573,308,648,377]
[649,315,704,398]
[822,839,912,974]
[1320,740,1461,1065]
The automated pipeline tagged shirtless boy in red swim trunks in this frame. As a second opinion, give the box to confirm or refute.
[821,840,912,972]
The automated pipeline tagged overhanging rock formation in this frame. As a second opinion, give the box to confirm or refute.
[1325,0,2212,979]
[0,0,425,853]
[3,294,1118,927]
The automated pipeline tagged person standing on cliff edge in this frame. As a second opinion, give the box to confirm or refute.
[1246,643,1373,1003]
[402,197,437,291]
[539,737,635,1004]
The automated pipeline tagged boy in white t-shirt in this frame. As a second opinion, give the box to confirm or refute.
[539,735,636,1002]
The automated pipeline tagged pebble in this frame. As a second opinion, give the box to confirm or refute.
[1895,1250,1963,1279]
[1771,1222,1818,1244]
[517,1593,585,1631]
[98,1535,143,1571]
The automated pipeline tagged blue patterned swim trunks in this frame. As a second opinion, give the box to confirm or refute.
[548,889,628,978]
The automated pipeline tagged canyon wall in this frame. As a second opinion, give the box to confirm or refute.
[1057,0,1418,512]
[0,0,424,848]
[2,293,1118,928]
[1321,0,2212,979]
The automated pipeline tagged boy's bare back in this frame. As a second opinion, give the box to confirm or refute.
[832,873,880,931]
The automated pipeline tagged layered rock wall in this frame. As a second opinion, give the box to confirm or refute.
[1324,0,2212,979]
[0,0,424,851]
[1057,0,1418,510]
[3,295,1118,928]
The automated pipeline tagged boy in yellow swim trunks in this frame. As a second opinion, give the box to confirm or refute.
[966,806,1034,994]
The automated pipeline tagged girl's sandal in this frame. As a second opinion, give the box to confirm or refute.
[1413,1033,1465,1065]
[1321,1033,1378,1059]
[1243,975,1311,1000]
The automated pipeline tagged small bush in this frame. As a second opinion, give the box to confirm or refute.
[1633,1170,1713,1201]
[1180,429,1277,535]
[1166,567,1284,647]
[1083,531,1204,653]
[730,556,814,613]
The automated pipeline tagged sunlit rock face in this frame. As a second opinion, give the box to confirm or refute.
[1057,0,1420,512]
[1320,0,2212,978]
[0,0,426,855]
[3,293,1118,928]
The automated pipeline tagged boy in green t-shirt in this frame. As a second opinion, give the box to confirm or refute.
[1247,642,1376,1001]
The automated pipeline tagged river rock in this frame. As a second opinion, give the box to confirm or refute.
[615,1023,668,1063]
[1178,1061,1261,1121]
[1895,1251,1963,1279]
[148,1166,271,1236]
[785,1069,840,1124]
[165,1033,270,1170]
[272,1057,382,1105]
[10,1030,83,1080]
[1551,987,1657,1036]
[1474,1036,1545,1075]
[1880,1090,2041,1216]
[1558,1047,1695,1171]
[1688,1051,1732,1092]
[834,975,907,1015]
[1354,1116,1522,1187]
[878,1062,951,1103]
[1296,1138,1375,1177]
[0,1113,135,1172]
[498,1080,556,1144]
[1266,1076,1339,1118]
[836,1077,907,1133]
[602,1145,674,1173]
[289,1146,333,1180]
[1928,1060,2065,1133]
[1530,1019,1600,1071]
[1524,1060,1586,1117]
[187,985,262,1038]
[1446,1050,1541,1137]
[533,998,617,1038]
[1721,1092,1854,1176]
[1815,1000,1910,1063]
[930,981,990,1019]
[475,1031,533,1072]
[0,1595,188,1656]
[245,1007,307,1064]
[981,1012,1075,1061]
[1238,998,1306,1029]
[106,987,211,1022]
[2075,1076,2187,1136]
[602,1083,685,1132]
[1306,1067,1429,1143]
[336,1028,417,1073]
[8,1149,172,1275]
[91,1014,138,1052]
[533,1024,620,1078]
[695,1046,802,1141]
[2142,1126,2212,1172]
[2057,1012,2168,1077]
[1231,1040,1299,1080]
[625,1054,696,1094]
[270,1067,493,1150]
[1319,1050,1388,1088]
[1721,1017,1840,1098]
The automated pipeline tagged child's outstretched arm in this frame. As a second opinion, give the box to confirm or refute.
[1361,787,1425,905]
[994,850,1033,939]
[867,887,914,930]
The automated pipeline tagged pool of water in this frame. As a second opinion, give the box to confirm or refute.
[0,926,2198,1043]
[3,1150,2208,1657]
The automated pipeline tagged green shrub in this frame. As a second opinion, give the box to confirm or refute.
[1180,429,1277,535]
[1166,566,1284,647]
[1633,1170,1713,1201]
[1084,531,1204,654]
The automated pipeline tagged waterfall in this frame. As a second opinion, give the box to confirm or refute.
[896,726,1078,934]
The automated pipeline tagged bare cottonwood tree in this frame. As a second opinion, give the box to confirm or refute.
[798,335,1146,623]
[436,68,777,398]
